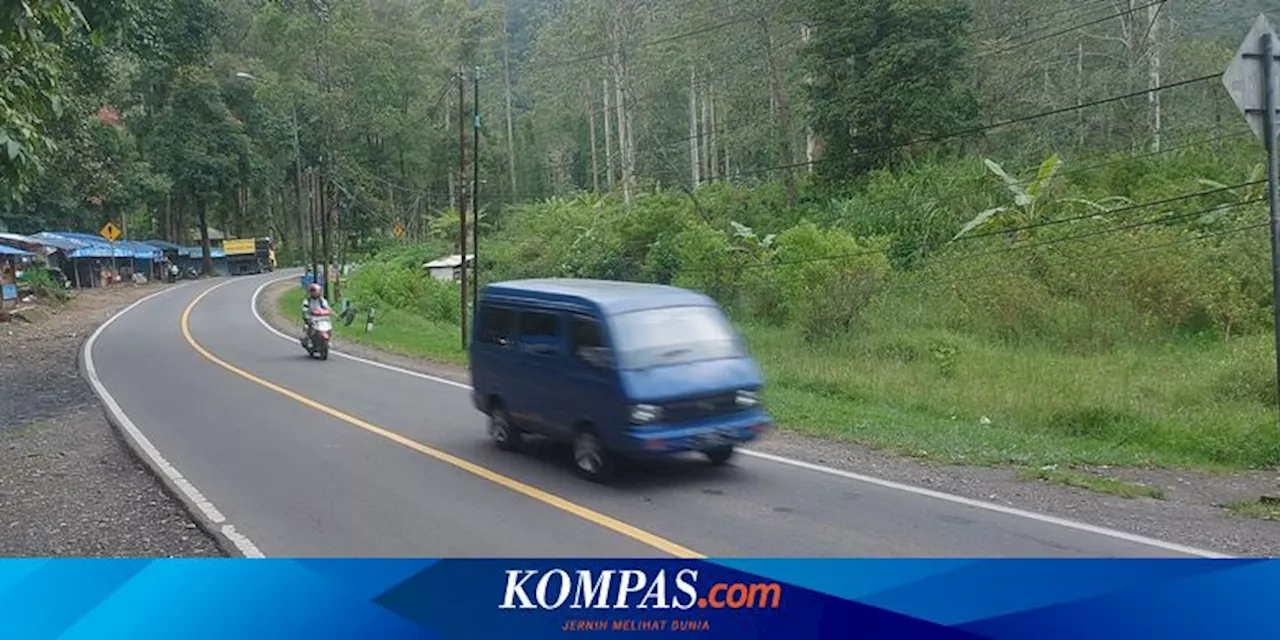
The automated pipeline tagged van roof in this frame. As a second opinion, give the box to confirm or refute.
[483,278,715,315]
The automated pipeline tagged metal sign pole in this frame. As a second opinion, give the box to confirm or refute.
[1226,14,1280,422]
[1263,30,1280,417]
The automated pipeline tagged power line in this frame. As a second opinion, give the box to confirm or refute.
[958,180,1265,242]
[976,0,1164,58]
[679,197,1264,275]
[733,72,1220,178]
[759,218,1268,295]
[976,0,1114,40]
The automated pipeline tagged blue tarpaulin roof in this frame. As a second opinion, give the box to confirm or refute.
[32,232,164,261]
[0,244,33,257]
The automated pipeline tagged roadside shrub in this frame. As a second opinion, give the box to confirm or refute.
[21,267,69,302]
[768,222,893,341]
[656,222,740,306]
[1214,361,1278,408]
[346,261,459,324]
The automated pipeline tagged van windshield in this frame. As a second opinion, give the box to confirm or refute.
[608,305,744,370]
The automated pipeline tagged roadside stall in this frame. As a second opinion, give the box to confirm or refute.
[0,244,34,307]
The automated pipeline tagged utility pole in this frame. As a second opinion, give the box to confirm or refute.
[1225,14,1280,422]
[458,69,469,349]
[309,169,319,287]
[472,66,481,319]
[293,103,306,272]
[320,168,332,300]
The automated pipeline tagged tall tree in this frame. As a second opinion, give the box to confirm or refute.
[804,0,980,181]
[151,66,251,274]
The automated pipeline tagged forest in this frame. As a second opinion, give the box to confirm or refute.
[7,0,1280,473]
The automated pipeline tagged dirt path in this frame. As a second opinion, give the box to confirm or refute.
[0,284,223,557]
[259,279,1280,556]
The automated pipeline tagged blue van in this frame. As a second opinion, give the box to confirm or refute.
[469,278,773,481]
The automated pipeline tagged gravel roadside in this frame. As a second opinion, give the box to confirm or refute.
[0,284,223,557]
[258,279,1280,557]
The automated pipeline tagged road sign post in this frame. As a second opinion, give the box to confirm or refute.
[100,221,121,287]
[1225,14,1280,420]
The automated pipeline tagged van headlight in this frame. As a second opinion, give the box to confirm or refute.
[735,390,759,408]
[629,404,662,425]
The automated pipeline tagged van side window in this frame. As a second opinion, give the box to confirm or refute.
[479,305,515,346]
[518,310,562,354]
[570,315,611,369]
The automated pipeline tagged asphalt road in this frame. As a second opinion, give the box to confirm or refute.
[85,273,1227,558]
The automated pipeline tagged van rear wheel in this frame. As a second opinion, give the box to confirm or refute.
[573,429,614,482]
[488,407,522,452]
[705,445,735,466]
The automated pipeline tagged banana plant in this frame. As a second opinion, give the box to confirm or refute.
[1195,164,1265,225]
[729,220,776,252]
[953,153,1062,241]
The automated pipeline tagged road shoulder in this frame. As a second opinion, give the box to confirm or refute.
[0,283,223,557]
[256,279,1280,557]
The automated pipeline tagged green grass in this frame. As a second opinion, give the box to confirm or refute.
[1018,467,1165,500]
[1222,499,1280,522]
[280,288,467,365]
[742,323,1280,471]
[282,285,1280,473]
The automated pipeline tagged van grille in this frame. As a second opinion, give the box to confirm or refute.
[662,392,743,423]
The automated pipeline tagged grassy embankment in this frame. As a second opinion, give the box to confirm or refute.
[282,148,1280,479]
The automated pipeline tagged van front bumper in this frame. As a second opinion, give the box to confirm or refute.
[621,410,772,458]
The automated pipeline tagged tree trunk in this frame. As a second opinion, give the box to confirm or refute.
[603,77,615,189]
[1147,0,1162,153]
[689,66,700,189]
[1076,39,1085,148]
[614,64,632,203]
[760,14,795,205]
[197,195,213,276]
[700,79,710,183]
[611,13,634,205]
[503,0,518,200]
[802,24,817,172]
[588,86,600,193]
[709,88,719,182]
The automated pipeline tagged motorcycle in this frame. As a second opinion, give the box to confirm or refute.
[301,308,333,360]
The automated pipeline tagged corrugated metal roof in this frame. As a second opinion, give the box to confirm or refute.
[29,232,90,252]
[142,240,184,251]
[0,244,34,256]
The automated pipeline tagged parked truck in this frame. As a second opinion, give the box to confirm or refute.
[224,237,276,276]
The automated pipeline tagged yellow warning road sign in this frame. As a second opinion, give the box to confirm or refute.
[99,221,121,242]
[392,223,405,238]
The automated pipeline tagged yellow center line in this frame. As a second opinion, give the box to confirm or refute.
[180,281,704,559]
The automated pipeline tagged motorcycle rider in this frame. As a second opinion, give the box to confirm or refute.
[301,282,331,342]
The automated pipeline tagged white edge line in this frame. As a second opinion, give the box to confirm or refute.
[249,275,1231,559]
[84,281,265,559]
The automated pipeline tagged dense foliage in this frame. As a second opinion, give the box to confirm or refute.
[9,0,1280,466]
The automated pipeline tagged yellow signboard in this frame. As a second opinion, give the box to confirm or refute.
[223,238,257,255]
[99,221,121,242]
[392,223,405,238]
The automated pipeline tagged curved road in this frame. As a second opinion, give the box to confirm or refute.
[83,273,1226,558]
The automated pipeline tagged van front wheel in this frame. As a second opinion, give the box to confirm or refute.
[488,407,522,452]
[573,429,614,482]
